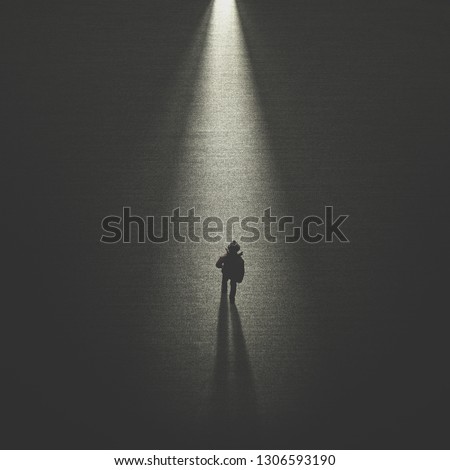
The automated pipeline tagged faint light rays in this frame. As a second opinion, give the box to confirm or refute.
[150,3,214,167]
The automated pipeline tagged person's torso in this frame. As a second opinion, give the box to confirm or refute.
[222,254,244,278]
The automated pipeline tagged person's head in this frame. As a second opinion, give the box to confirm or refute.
[227,240,241,254]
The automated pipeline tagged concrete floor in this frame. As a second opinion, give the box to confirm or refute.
[4,0,450,448]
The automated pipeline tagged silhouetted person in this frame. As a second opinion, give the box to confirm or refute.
[216,241,245,303]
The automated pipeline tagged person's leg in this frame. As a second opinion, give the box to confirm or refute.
[230,280,237,302]
[221,274,228,294]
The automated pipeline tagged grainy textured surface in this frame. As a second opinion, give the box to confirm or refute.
[4,0,450,448]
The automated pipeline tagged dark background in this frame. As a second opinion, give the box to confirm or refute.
[3,0,450,449]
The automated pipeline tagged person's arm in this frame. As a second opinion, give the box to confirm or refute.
[216,256,225,269]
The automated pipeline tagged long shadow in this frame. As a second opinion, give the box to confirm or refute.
[208,298,260,448]
[229,303,260,441]
[209,296,231,438]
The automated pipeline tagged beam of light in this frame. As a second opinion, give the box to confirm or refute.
[171,0,277,222]
[155,0,307,429]
[164,0,285,418]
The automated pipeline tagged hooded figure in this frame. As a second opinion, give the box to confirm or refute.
[216,240,245,303]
